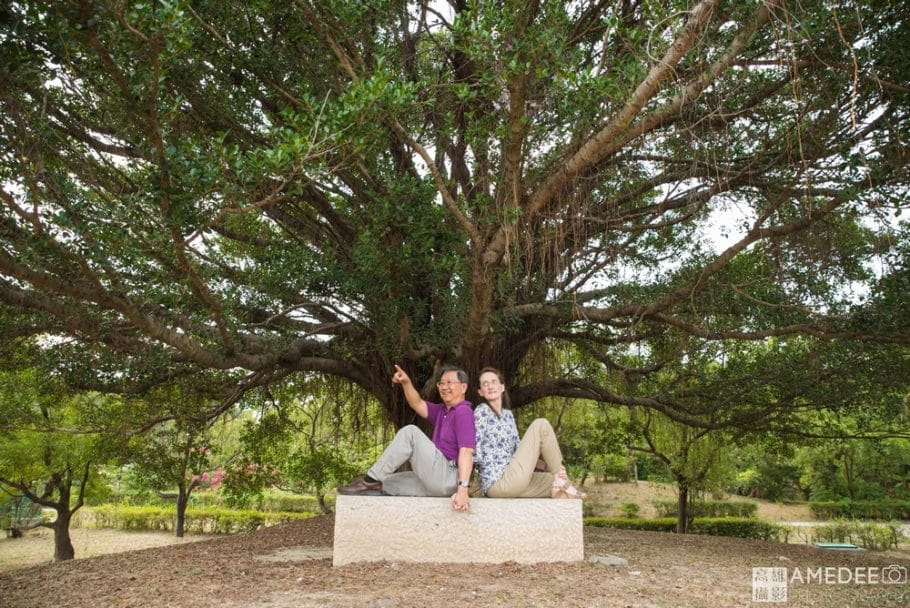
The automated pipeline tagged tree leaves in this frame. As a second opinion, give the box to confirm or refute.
[0,1,906,427]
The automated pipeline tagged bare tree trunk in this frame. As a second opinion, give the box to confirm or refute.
[843,449,856,500]
[175,484,190,538]
[52,510,75,561]
[677,483,689,534]
[317,491,331,515]
[51,482,76,561]
[1,467,89,561]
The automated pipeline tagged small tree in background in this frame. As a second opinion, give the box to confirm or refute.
[0,369,116,560]
[226,379,382,513]
[628,407,736,533]
[281,445,362,514]
[797,438,910,502]
[535,403,632,486]
[727,436,803,501]
[128,419,217,537]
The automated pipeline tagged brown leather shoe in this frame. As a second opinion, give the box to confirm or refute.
[336,477,383,496]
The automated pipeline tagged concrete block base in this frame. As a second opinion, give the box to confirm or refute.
[332,494,583,566]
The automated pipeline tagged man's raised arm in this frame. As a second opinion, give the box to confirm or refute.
[391,364,428,419]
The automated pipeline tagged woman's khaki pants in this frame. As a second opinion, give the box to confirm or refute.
[487,418,563,498]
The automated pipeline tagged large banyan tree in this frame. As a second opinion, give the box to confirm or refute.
[1,1,908,428]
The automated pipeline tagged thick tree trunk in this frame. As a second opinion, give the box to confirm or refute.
[50,482,76,561]
[52,519,75,561]
[52,511,75,561]
[677,484,689,534]
[175,485,189,538]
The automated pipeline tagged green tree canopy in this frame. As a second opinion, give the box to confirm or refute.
[1,1,907,426]
[0,368,118,559]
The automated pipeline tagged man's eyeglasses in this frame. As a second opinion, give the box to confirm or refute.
[436,380,465,388]
[480,380,500,387]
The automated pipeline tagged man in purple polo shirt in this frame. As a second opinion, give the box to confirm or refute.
[336,365,476,511]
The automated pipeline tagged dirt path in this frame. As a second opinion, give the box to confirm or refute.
[1,515,907,608]
[0,528,209,574]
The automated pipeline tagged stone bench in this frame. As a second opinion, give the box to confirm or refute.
[332,494,583,566]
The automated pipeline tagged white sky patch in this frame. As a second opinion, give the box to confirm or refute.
[701,192,757,252]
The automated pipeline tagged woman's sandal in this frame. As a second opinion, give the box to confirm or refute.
[551,483,587,499]
[551,467,587,499]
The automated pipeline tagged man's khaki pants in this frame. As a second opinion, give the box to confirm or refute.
[368,425,458,496]
[487,418,562,498]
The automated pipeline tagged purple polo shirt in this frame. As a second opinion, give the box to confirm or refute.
[425,400,477,461]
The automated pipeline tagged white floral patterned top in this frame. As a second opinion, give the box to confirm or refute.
[473,402,520,495]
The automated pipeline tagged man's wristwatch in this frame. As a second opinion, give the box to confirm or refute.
[457,480,470,488]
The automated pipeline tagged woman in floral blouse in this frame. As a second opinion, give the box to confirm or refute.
[473,367,584,499]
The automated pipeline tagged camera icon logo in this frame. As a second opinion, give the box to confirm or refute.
[882,565,907,584]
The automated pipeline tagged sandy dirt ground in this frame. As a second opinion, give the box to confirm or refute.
[1,512,908,608]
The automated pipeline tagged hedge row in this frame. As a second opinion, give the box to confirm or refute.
[809,500,910,521]
[652,499,758,519]
[75,505,316,534]
[189,492,330,513]
[585,517,788,542]
[811,520,905,550]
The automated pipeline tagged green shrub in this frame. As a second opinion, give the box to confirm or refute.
[618,502,640,518]
[812,519,857,544]
[809,499,910,521]
[259,491,333,513]
[188,492,226,509]
[582,500,600,518]
[652,499,757,518]
[690,518,786,542]
[811,519,904,551]
[585,516,788,542]
[74,505,316,534]
[855,523,903,551]
[728,468,761,498]
[188,489,332,513]
[586,517,676,533]
[594,454,635,482]
[652,500,676,517]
